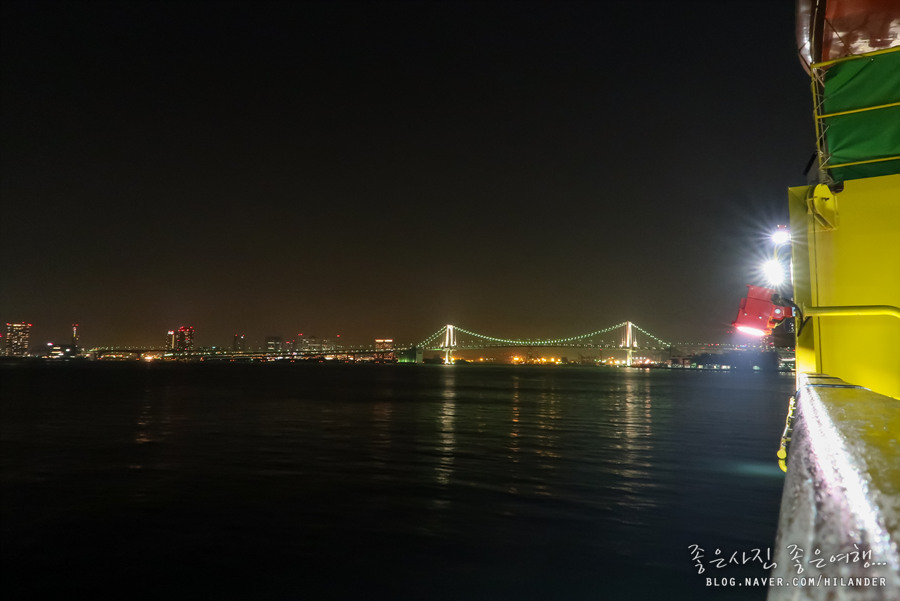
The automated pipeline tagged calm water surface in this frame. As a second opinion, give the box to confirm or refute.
[1,363,794,600]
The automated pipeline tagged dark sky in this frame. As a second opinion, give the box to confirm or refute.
[1,0,813,349]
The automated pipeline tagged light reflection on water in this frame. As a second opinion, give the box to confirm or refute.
[436,368,456,488]
[1,363,794,601]
[134,397,153,445]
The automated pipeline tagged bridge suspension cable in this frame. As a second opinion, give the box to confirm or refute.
[417,322,669,349]
[451,322,668,347]
[628,323,669,347]
[451,324,624,346]
[417,325,448,348]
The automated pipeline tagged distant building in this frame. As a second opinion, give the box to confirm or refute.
[71,323,80,348]
[397,346,423,363]
[4,323,32,356]
[375,338,395,362]
[233,333,247,352]
[265,336,283,353]
[299,334,322,352]
[172,326,194,352]
[166,326,194,353]
[49,343,78,360]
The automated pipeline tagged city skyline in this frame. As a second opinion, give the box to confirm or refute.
[1,1,812,348]
[3,317,774,355]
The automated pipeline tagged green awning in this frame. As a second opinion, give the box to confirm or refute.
[820,48,900,181]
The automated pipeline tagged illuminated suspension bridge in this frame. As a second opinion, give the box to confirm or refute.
[87,322,670,364]
[416,321,669,366]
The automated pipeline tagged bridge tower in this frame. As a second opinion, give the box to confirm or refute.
[442,324,456,364]
[624,321,634,366]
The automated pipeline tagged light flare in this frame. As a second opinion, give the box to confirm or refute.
[763,259,784,286]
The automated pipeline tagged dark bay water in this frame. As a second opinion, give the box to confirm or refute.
[1,363,794,600]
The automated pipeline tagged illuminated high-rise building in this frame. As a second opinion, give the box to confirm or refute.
[166,330,176,351]
[5,323,32,356]
[72,323,80,348]
[174,326,194,352]
[233,333,246,352]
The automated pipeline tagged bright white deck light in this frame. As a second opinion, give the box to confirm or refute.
[772,227,790,245]
[763,259,784,286]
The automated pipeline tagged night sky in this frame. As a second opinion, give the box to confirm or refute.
[2,0,813,349]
